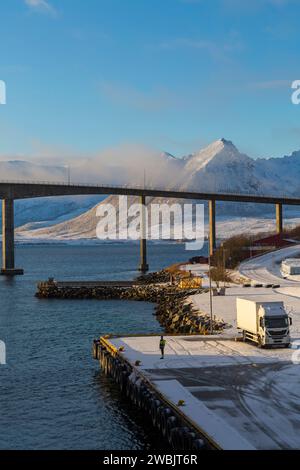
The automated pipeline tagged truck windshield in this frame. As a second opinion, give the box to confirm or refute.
[265,317,288,328]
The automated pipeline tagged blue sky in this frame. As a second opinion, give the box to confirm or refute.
[0,0,300,161]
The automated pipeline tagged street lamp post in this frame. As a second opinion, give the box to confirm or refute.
[222,246,228,288]
[208,255,213,335]
[64,165,71,185]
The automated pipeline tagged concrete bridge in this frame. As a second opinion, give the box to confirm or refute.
[0,180,297,275]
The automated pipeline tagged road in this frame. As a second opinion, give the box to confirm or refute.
[239,244,300,286]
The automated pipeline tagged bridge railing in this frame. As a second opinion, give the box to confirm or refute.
[0,179,299,200]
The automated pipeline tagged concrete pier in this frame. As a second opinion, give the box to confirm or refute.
[139,194,149,272]
[96,334,300,450]
[276,203,283,234]
[1,199,23,276]
[209,200,216,257]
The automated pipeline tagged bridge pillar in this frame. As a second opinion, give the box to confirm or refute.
[209,200,216,257]
[276,203,283,234]
[139,195,149,272]
[1,199,24,276]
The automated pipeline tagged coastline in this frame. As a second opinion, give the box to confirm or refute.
[36,269,226,335]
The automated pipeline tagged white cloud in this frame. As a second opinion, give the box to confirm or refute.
[24,0,57,16]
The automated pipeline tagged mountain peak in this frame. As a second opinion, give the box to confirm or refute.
[160,151,176,160]
[197,138,238,155]
[220,137,235,147]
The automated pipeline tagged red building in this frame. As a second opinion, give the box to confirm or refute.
[252,233,293,249]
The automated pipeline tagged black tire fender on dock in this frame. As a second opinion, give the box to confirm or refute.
[119,370,129,393]
[102,351,109,374]
[99,346,105,364]
[127,373,138,399]
[166,416,178,445]
[185,431,197,451]
[143,391,155,414]
[111,359,118,380]
[117,363,125,385]
[136,382,147,409]
[156,405,166,431]
[191,438,205,451]
[107,355,113,375]
[160,408,173,438]
[151,399,162,428]
[126,379,132,399]
[139,389,151,411]
[132,378,143,405]
[178,427,193,450]
[170,427,182,450]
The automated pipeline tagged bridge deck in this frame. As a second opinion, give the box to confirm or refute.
[0,180,300,205]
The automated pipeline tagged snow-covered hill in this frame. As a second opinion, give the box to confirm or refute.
[14,138,300,241]
[0,160,104,227]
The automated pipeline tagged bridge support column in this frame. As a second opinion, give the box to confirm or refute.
[1,199,23,276]
[276,203,283,234]
[139,195,149,272]
[209,200,216,257]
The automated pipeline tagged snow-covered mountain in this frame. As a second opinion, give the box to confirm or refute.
[175,138,300,200]
[179,139,262,193]
[0,160,105,227]
[0,160,65,181]
[14,138,300,240]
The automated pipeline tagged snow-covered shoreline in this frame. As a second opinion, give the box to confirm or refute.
[13,214,300,243]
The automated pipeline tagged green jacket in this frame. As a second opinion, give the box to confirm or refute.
[160,339,166,348]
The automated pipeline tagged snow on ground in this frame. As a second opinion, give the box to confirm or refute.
[95,243,300,450]
[110,335,300,449]
[215,215,300,240]
[109,245,300,449]
[183,246,300,342]
[155,380,254,450]
[238,244,300,286]
[15,214,300,242]
[189,286,300,340]
[184,244,300,338]
[112,335,296,371]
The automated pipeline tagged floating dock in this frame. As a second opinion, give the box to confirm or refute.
[94,334,300,450]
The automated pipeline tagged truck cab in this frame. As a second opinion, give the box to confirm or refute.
[258,304,291,347]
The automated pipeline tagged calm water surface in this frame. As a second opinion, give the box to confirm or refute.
[0,242,199,450]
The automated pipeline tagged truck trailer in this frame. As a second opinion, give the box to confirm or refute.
[236,298,291,348]
[281,258,300,276]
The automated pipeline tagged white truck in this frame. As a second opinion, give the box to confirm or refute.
[236,298,292,348]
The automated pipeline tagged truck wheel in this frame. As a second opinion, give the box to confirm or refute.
[258,337,263,348]
[285,343,290,349]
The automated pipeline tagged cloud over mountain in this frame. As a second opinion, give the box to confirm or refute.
[9,138,300,239]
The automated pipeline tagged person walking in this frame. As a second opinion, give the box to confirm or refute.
[159,336,166,359]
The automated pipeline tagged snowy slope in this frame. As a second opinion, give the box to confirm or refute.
[14,195,104,227]
[0,160,105,227]
[179,139,262,193]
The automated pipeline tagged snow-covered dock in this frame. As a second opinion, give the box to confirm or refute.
[95,245,300,450]
[106,334,300,450]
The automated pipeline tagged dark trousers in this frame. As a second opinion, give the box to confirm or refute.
[160,347,165,357]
